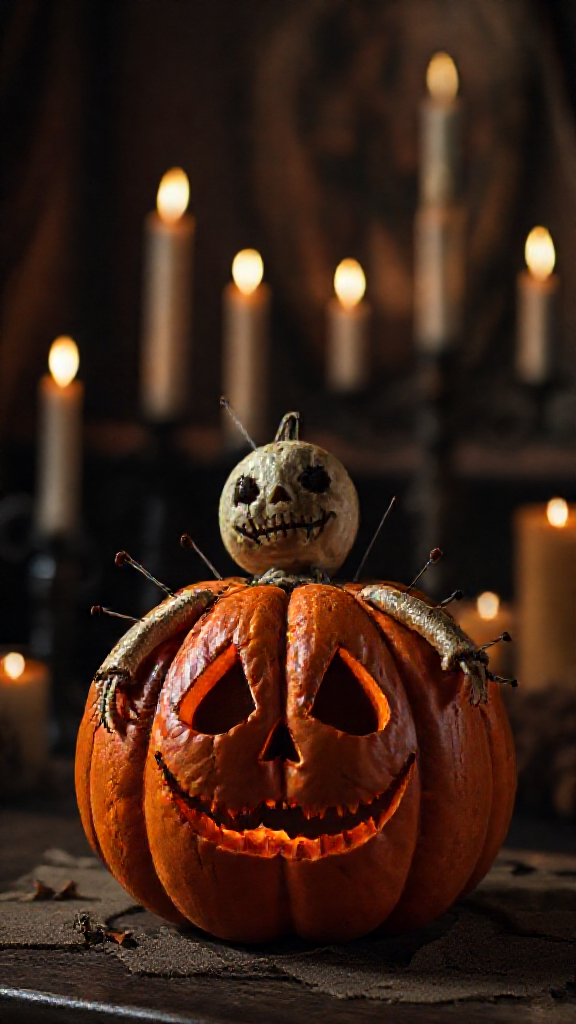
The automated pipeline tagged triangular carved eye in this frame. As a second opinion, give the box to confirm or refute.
[178,645,256,735]
[310,648,390,736]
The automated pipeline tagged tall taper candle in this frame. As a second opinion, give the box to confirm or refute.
[222,249,270,448]
[327,258,370,392]
[516,498,576,691]
[141,168,195,422]
[35,337,83,537]
[516,226,558,385]
[414,52,465,354]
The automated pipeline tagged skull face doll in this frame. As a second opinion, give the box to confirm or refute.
[76,412,516,944]
[219,412,359,576]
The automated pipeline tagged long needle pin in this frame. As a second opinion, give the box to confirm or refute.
[180,534,222,580]
[407,547,443,593]
[438,589,464,607]
[220,397,257,451]
[91,605,139,623]
[480,631,512,651]
[353,496,397,583]
[115,551,172,595]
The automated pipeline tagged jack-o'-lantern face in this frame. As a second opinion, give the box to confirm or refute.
[219,413,359,575]
[145,584,420,940]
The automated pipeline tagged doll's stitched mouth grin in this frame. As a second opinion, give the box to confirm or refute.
[155,751,415,860]
[235,509,336,546]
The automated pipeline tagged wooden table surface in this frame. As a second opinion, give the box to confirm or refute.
[1,771,574,1024]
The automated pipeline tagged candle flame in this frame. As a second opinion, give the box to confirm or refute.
[426,52,459,102]
[525,226,555,281]
[477,592,500,621]
[547,497,568,528]
[48,336,79,388]
[2,652,25,680]
[334,258,366,310]
[156,168,190,223]
[232,249,264,296]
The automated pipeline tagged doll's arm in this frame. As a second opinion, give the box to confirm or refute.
[359,584,490,705]
[94,587,217,731]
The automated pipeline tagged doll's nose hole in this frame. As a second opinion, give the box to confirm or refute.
[270,485,292,505]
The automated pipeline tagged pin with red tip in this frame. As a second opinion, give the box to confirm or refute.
[91,605,139,623]
[114,551,172,595]
[407,547,443,593]
[180,534,222,580]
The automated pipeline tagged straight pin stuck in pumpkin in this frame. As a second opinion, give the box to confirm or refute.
[77,411,516,943]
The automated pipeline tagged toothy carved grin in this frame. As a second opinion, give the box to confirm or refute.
[235,510,336,546]
[155,751,416,860]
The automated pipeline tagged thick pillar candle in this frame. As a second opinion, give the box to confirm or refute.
[515,498,576,691]
[414,52,465,354]
[141,168,195,422]
[516,226,559,385]
[35,337,83,538]
[222,249,270,448]
[0,652,49,795]
[326,258,370,392]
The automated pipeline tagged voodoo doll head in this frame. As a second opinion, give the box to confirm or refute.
[219,412,360,576]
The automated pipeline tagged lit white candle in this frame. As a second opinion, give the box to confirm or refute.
[222,249,270,448]
[420,52,462,205]
[516,226,559,385]
[326,258,370,393]
[414,52,465,354]
[141,168,195,422]
[516,498,576,692]
[36,337,83,538]
[0,651,50,795]
[453,592,514,677]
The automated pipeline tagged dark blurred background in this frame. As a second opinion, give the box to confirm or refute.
[0,0,575,803]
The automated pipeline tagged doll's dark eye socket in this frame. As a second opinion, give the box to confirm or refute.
[234,475,260,505]
[298,465,331,494]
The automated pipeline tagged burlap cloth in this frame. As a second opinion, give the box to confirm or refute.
[1,846,574,1006]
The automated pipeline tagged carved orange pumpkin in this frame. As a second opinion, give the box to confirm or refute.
[76,579,515,943]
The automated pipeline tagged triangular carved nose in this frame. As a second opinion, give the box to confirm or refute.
[261,720,301,763]
[270,484,291,505]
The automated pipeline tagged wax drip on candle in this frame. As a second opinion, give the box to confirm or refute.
[525,227,555,282]
[2,652,25,680]
[157,168,190,224]
[426,52,459,102]
[48,337,79,388]
[232,249,264,296]
[334,259,366,310]
[547,497,568,528]
[477,591,500,621]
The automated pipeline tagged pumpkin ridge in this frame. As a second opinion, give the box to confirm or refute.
[357,600,493,931]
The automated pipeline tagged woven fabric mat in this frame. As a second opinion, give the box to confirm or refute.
[1,846,575,1006]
